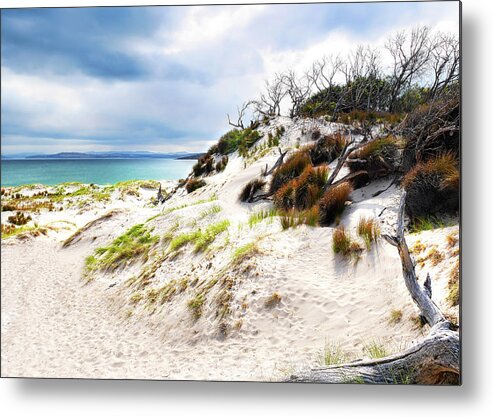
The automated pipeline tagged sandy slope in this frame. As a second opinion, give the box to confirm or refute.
[1,117,459,380]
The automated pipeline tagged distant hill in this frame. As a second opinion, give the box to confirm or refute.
[21,151,202,160]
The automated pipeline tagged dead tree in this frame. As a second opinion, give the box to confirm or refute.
[288,192,459,384]
[281,70,313,118]
[386,26,433,112]
[227,101,252,130]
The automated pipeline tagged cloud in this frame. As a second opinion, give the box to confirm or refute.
[1,2,460,154]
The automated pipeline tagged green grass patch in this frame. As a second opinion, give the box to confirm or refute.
[363,341,389,359]
[248,208,279,228]
[84,224,159,278]
[231,242,259,265]
[168,219,230,253]
[319,342,348,366]
[409,215,446,233]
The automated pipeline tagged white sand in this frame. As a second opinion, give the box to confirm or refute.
[1,117,459,380]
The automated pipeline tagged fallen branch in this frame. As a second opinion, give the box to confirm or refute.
[288,192,459,384]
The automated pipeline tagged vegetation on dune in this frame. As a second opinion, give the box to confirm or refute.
[363,341,389,359]
[319,343,348,366]
[185,178,206,193]
[231,242,259,265]
[168,219,230,253]
[239,178,266,202]
[280,206,319,229]
[248,208,279,228]
[273,165,328,211]
[7,211,32,226]
[84,224,159,278]
[270,151,311,194]
[357,216,381,249]
[264,292,282,308]
[215,127,262,156]
[318,182,353,226]
[402,153,459,219]
[447,259,460,306]
[348,135,401,179]
[389,309,403,325]
[332,225,362,257]
[307,131,347,166]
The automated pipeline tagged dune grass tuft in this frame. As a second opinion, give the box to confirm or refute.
[318,182,352,226]
[319,343,348,366]
[84,224,159,278]
[248,208,279,228]
[239,178,266,202]
[389,309,403,325]
[168,219,230,253]
[363,341,389,359]
[332,225,362,256]
[231,242,259,265]
[270,150,311,193]
[357,216,381,249]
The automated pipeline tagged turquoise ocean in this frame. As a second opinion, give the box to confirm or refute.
[0,159,196,187]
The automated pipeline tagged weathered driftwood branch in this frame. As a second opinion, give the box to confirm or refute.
[323,135,378,193]
[288,192,459,384]
[289,322,459,384]
[262,147,288,177]
[381,192,445,326]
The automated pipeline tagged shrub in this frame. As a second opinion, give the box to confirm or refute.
[308,132,347,165]
[7,211,32,226]
[332,225,351,255]
[217,128,262,156]
[192,154,214,176]
[357,216,380,249]
[239,178,266,203]
[270,150,311,193]
[347,136,400,179]
[401,92,459,170]
[215,155,229,172]
[318,182,353,226]
[402,153,459,219]
[185,178,206,194]
[273,165,328,211]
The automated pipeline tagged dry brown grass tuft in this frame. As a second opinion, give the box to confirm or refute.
[273,165,328,211]
[402,152,459,190]
[318,182,353,226]
[446,232,459,248]
[239,178,266,202]
[357,216,380,249]
[402,153,459,219]
[332,225,362,256]
[447,259,460,306]
[270,150,311,193]
[265,292,282,308]
[309,132,347,165]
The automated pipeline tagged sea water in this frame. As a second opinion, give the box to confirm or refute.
[0,159,196,187]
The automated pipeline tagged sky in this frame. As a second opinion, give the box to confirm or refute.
[0,1,460,155]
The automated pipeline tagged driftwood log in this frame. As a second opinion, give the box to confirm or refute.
[288,192,460,384]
